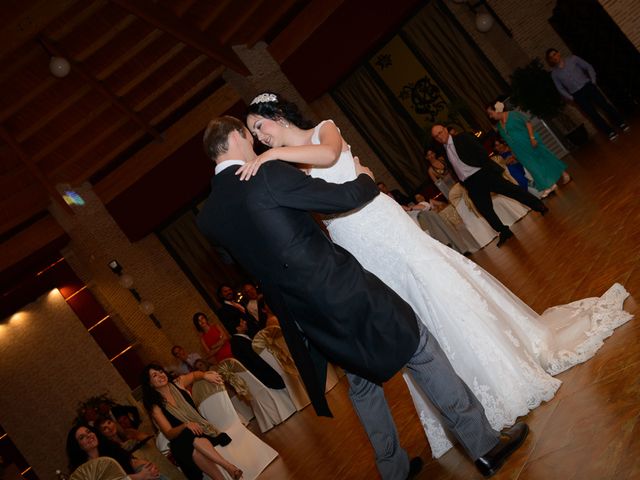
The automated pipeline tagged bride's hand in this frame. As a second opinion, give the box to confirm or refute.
[236,150,278,181]
[353,156,374,181]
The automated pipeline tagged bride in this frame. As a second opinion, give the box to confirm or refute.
[239,92,633,458]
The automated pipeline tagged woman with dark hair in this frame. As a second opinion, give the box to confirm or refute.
[140,364,242,480]
[238,91,631,458]
[66,424,161,479]
[192,312,233,364]
[486,101,571,197]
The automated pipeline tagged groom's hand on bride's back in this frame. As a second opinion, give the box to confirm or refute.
[354,156,374,181]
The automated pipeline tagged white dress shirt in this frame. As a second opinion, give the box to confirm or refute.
[215,159,245,175]
[445,135,481,181]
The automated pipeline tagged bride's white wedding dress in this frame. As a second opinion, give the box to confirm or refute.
[308,121,633,457]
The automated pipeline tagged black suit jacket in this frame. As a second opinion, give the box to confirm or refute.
[217,302,262,338]
[197,161,419,416]
[449,132,503,175]
[229,334,285,390]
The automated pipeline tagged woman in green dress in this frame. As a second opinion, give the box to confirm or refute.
[487,101,571,196]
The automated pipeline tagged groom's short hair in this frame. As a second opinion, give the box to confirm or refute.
[203,115,245,160]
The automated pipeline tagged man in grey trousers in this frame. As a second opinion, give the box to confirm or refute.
[197,116,528,479]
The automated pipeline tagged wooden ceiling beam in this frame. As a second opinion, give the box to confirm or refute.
[219,1,263,45]
[40,36,164,143]
[246,0,299,47]
[96,83,240,203]
[0,124,72,214]
[108,0,249,75]
[0,0,79,59]
[268,0,345,63]
[196,0,233,31]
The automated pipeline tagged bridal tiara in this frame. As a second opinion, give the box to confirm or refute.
[250,93,277,105]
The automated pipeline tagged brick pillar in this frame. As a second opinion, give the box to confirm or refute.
[49,183,210,366]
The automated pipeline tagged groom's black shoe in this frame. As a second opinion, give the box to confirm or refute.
[406,456,423,479]
[475,422,529,477]
[496,229,514,247]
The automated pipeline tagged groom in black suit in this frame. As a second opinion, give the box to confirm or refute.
[431,124,548,246]
[197,116,528,479]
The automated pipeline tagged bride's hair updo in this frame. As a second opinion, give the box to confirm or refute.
[246,92,314,129]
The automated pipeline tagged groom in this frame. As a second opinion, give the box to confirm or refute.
[197,116,528,479]
[431,124,548,247]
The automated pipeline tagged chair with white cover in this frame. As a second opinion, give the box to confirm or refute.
[252,326,311,411]
[216,358,295,433]
[156,431,230,480]
[230,393,254,426]
[192,380,279,480]
[70,457,129,480]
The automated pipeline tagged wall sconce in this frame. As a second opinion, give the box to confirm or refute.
[49,56,71,78]
[108,260,161,328]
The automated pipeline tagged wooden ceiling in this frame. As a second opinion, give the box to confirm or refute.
[0,0,323,263]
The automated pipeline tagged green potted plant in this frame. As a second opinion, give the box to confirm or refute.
[509,59,588,146]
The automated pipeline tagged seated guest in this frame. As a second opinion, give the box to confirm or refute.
[409,194,479,255]
[193,312,233,365]
[66,424,166,480]
[493,138,542,197]
[141,365,242,480]
[96,417,152,452]
[170,345,201,375]
[217,285,261,337]
[193,358,211,372]
[229,319,286,390]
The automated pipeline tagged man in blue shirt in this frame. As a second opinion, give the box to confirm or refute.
[546,48,629,140]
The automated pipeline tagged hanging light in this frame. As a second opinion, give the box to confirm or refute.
[49,57,70,78]
[475,13,494,32]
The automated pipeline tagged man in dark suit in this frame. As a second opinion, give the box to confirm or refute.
[197,116,527,479]
[216,284,264,337]
[229,318,286,390]
[431,124,548,247]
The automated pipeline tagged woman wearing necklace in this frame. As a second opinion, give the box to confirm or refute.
[487,101,571,197]
[141,364,242,480]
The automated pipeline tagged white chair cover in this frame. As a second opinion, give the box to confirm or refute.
[252,327,311,411]
[492,194,530,225]
[195,385,279,480]
[230,393,254,426]
[217,358,296,432]
[256,348,311,410]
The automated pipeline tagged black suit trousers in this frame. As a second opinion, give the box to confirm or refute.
[463,169,545,233]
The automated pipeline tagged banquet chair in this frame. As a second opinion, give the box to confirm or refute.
[217,358,295,432]
[252,326,311,410]
[192,380,279,480]
[70,457,129,480]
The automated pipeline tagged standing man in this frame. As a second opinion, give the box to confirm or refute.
[546,48,630,140]
[197,115,528,479]
[217,284,264,337]
[431,124,548,247]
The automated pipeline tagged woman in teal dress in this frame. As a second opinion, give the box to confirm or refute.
[487,102,570,195]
